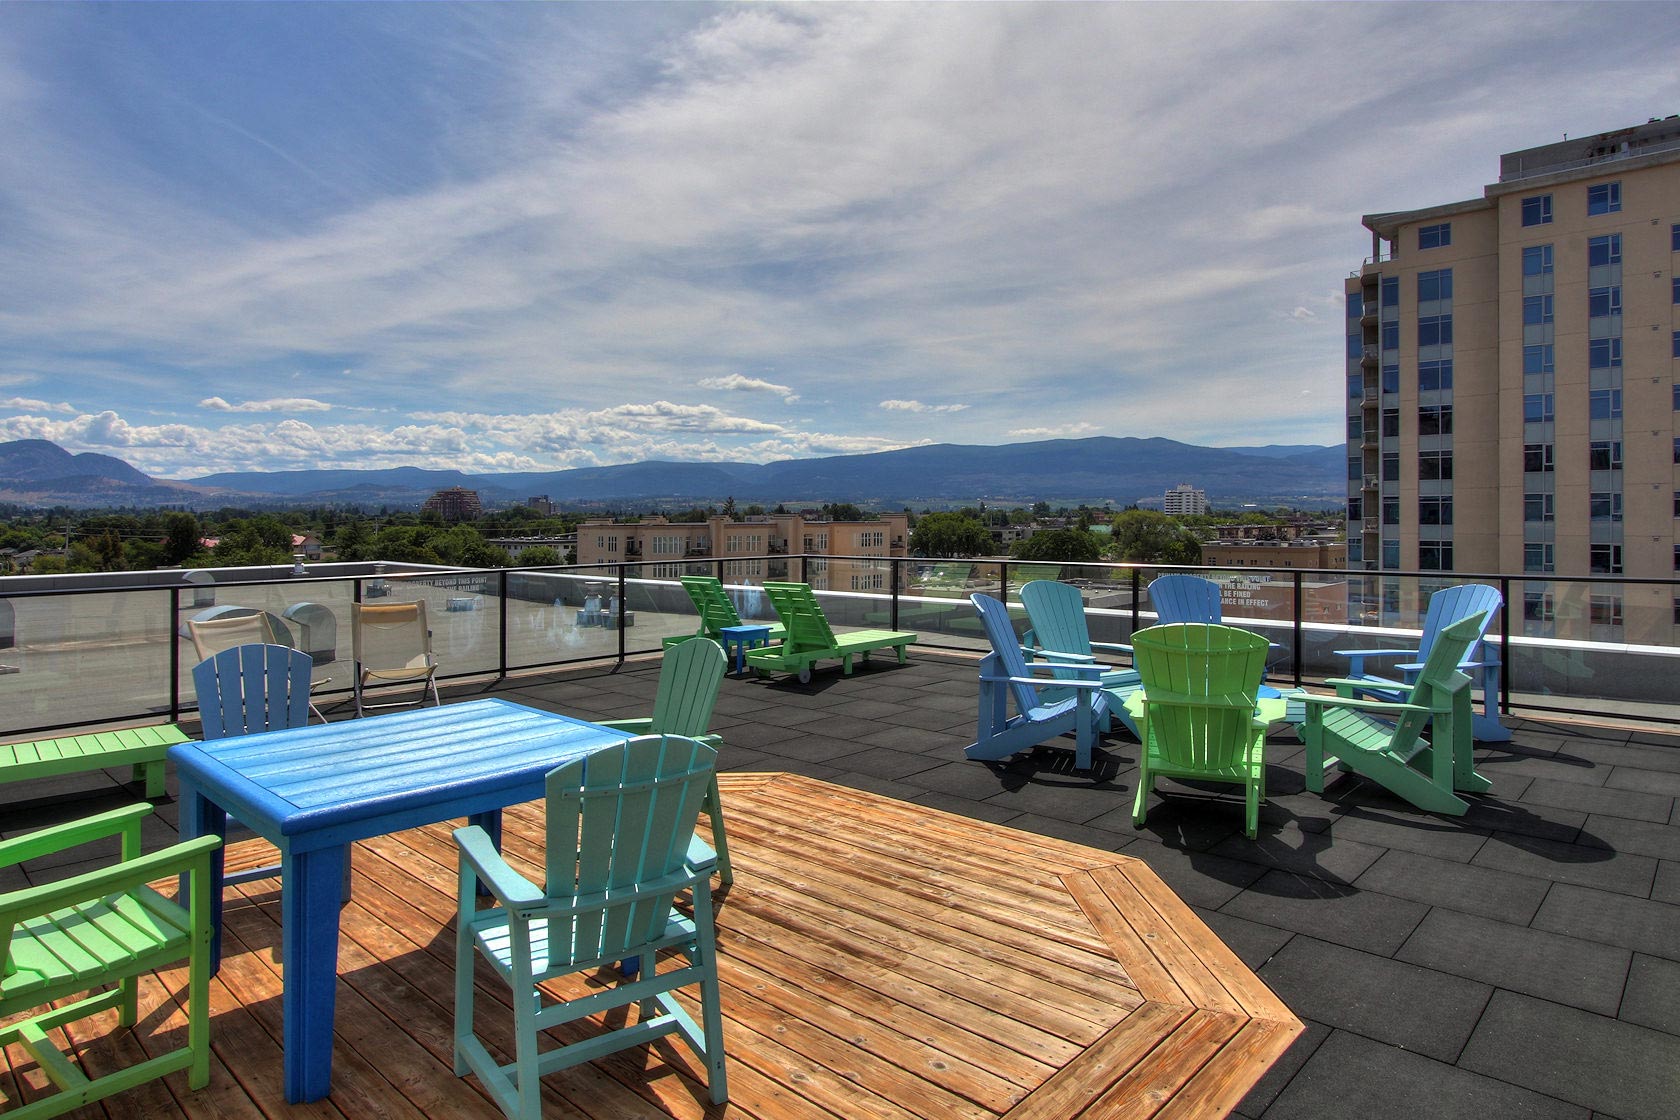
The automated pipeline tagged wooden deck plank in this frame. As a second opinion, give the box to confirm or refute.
[999,1001,1194,1120]
[1083,1010,1245,1119]
[1084,865,1245,1017]
[1063,869,1187,1005]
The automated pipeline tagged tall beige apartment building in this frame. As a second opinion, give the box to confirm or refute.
[575,512,909,592]
[1346,116,1680,641]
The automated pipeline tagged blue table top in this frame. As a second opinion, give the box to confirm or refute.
[170,698,625,838]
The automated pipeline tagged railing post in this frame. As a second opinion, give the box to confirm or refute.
[1499,575,1511,716]
[1000,561,1009,602]
[498,570,509,680]
[1131,567,1140,635]
[617,563,628,663]
[1292,571,1304,686]
[890,556,901,631]
[168,587,181,722]
[799,554,809,584]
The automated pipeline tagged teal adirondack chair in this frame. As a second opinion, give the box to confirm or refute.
[454,734,727,1117]
[1304,611,1493,815]
[666,575,786,648]
[1130,623,1271,839]
[1019,579,1143,737]
[597,636,734,885]
[1,804,220,1120]
[966,593,1111,772]
[1335,583,1509,742]
[746,582,916,683]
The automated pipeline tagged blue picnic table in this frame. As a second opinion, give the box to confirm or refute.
[170,698,629,1104]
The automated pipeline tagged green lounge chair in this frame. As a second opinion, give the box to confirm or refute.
[1303,611,1492,816]
[746,581,916,684]
[666,576,787,649]
[1131,623,1271,839]
[1,804,220,1120]
[598,637,734,884]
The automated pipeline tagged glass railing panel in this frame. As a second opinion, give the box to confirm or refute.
[3,589,175,735]
[172,577,360,708]
[1505,577,1680,720]
[502,566,623,670]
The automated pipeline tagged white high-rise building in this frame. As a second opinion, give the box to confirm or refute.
[1163,483,1209,516]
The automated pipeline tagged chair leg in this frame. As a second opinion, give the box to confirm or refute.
[1132,763,1152,828]
[513,984,543,1120]
[705,775,733,886]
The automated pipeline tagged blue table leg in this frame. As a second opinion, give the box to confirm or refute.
[282,842,348,1104]
[178,785,228,971]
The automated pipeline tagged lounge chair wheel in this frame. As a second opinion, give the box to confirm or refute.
[798,666,812,684]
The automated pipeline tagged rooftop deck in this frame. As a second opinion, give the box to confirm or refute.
[6,651,1680,1119]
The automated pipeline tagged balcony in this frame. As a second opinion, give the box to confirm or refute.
[1360,345,1379,368]
[6,576,1679,1119]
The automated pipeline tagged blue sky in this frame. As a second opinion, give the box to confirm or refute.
[3,3,1679,479]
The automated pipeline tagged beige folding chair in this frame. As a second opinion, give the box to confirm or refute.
[352,600,440,716]
[187,610,331,721]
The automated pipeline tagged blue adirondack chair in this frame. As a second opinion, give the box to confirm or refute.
[1019,579,1143,737]
[598,636,734,885]
[192,643,319,889]
[1335,583,1508,742]
[1149,573,1283,668]
[966,593,1111,771]
[453,734,728,1117]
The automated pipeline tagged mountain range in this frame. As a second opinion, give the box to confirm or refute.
[0,437,1344,510]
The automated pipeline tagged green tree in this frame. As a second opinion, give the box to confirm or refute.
[160,512,203,566]
[821,502,867,522]
[1108,510,1203,565]
[1012,529,1103,563]
[332,519,371,562]
[516,545,561,567]
[909,512,992,558]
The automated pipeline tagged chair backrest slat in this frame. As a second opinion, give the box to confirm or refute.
[1147,575,1225,626]
[1390,611,1488,744]
[971,593,1042,716]
[1020,580,1097,684]
[1418,584,1502,665]
[763,582,838,651]
[680,577,746,640]
[646,637,727,736]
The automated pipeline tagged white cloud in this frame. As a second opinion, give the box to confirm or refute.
[199,396,333,413]
[0,396,75,414]
[697,373,799,404]
[880,399,968,414]
[1008,423,1098,439]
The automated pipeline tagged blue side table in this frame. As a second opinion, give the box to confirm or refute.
[718,623,773,676]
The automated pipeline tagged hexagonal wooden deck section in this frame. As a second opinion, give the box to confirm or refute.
[714,773,1304,1119]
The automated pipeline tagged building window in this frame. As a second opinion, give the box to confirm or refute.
[1673,276,1679,305]
[1381,276,1399,307]
[1526,592,1554,623]
[1418,360,1453,391]
[1673,223,1680,252]
[1348,497,1363,521]
[1418,223,1451,249]
[1417,269,1453,302]
[1418,450,1453,481]
[651,535,682,556]
[651,563,683,579]
[1381,539,1400,569]
[1588,389,1622,421]
[1525,345,1554,375]
[1523,294,1553,325]
[595,535,619,552]
[1382,407,1400,438]
[1589,545,1623,575]
[1589,595,1623,627]
[1418,315,1453,347]
[1674,437,1680,465]
[724,559,764,578]
[1673,331,1680,359]
[1381,321,1400,351]
[1674,490,1680,517]
[1418,542,1453,571]
[1523,394,1554,423]
[1383,496,1400,525]
[1348,414,1364,441]
[1587,234,1622,267]
[1674,385,1680,411]
[1347,293,1363,319]
[1348,371,1363,400]
[1522,195,1553,226]
[1522,244,1553,276]
[1418,496,1453,525]
[1382,452,1400,482]
[1523,543,1554,573]
[858,530,885,549]
[850,573,885,591]
[1588,286,1622,318]
[1524,493,1554,522]
[1382,364,1400,394]
[1418,404,1453,435]
[1348,456,1363,481]
[1523,443,1554,473]
[1589,440,1623,471]
[1586,182,1621,215]
[1590,492,1623,521]
[1589,338,1622,370]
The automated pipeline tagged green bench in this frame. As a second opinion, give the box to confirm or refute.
[1,724,189,799]
[747,581,917,684]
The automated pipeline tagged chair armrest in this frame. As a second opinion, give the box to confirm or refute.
[981,672,1104,690]
[596,717,651,734]
[454,825,545,910]
[1324,674,1413,694]
[1088,641,1134,656]
[1333,648,1420,660]
[0,803,153,870]
[1300,693,1430,715]
[686,835,718,872]
[1031,647,1096,663]
[0,834,221,924]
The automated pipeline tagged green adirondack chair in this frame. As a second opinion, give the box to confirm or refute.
[597,636,734,884]
[1302,611,1493,815]
[1019,579,1143,738]
[1130,623,1272,839]
[746,582,916,683]
[1,804,221,1120]
[453,735,727,1118]
[665,575,786,648]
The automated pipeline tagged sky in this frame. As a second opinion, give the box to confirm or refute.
[2,3,1679,481]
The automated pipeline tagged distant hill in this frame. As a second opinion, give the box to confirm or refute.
[0,436,1344,509]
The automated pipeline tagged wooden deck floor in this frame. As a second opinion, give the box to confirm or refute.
[4,774,1301,1119]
